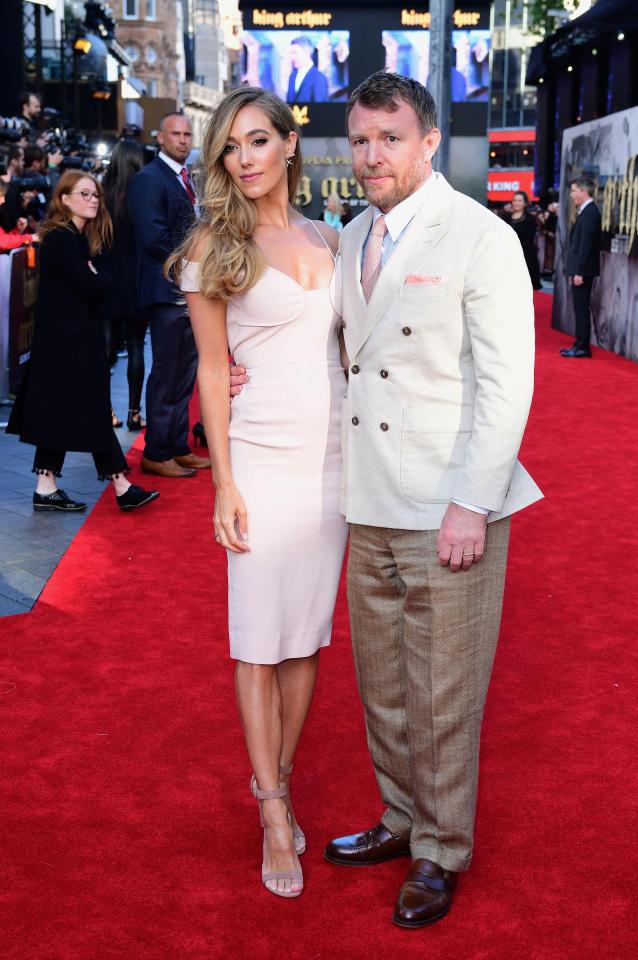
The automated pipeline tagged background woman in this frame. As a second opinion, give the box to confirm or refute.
[6,171,159,513]
[101,140,148,431]
[169,88,348,899]
[505,190,542,290]
[323,192,344,232]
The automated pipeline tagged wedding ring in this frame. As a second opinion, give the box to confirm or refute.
[463,552,475,557]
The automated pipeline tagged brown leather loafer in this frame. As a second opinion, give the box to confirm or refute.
[392,858,458,928]
[140,457,197,478]
[324,823,411,866]
[174,453,211,469]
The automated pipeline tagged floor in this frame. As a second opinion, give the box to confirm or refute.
[0,344,149,617]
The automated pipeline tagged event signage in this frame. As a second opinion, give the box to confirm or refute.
[240,2,491,137]
[294,139,367,217]
[601,154,638,256]
[554,106,638,361]
[8,248,38,395]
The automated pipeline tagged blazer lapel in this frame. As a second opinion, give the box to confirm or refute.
[351,176,455,357]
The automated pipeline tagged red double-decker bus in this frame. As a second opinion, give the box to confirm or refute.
[487,127,537,207]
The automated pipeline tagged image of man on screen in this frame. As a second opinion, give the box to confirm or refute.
[286,36,329,103]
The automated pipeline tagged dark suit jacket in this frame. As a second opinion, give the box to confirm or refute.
[566,201,601,277]
[287,65,329,103]
[128,156,196,307]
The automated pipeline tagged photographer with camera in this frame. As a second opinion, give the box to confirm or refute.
[1,144,25,182]
[18,92,51,149]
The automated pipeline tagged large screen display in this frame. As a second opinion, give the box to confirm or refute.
[382,29,490,102]
[241,30,350,103]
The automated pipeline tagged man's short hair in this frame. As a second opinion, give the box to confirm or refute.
[159,111,191,131]
[570,176,596,196]
[24,145,46,168]
[346,71,438,136]
[19,91,42,111]
[8,145,24,163]
[290,36,314,51]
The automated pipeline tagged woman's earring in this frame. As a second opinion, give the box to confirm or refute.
[286,157,293,167]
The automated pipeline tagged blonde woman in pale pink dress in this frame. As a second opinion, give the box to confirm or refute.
[168,88,348,899]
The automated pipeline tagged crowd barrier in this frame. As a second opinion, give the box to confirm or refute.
[0,246,38,401]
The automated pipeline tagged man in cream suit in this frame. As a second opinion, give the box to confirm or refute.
[229,71,542,925]
[322,72,542,928]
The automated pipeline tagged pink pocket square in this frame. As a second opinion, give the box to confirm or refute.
[405,274,444,285]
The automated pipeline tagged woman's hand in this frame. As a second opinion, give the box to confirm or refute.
[213,484,250,553]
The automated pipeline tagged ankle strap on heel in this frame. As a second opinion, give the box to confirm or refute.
[253,784,287,801]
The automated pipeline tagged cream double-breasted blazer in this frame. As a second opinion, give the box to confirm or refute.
[334,173,543,530]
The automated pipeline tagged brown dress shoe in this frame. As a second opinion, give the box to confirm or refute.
[174,453,211,469]
[392,858,458,928]
[324,823,411,866]
[140,457,197,478]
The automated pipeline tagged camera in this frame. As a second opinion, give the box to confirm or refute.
[12,175,51,193]
[0,117,29,144]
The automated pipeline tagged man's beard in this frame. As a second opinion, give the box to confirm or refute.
[356,160,428,212]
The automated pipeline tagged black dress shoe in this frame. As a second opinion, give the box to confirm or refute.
[324,822,411,866]
[33,489,87,512]
[392,858,458,929]
[560,345,591,358]
[116,484,160,511]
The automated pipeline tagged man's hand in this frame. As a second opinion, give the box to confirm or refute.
[229,362,248,397]
[437,502,488,573]
[573,274,584,287]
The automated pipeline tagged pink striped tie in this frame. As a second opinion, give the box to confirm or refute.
[361,215,387,302]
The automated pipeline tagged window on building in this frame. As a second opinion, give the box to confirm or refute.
[125,44,140,63]
[195,1,217,26]
[123,0,139,19]
[147,79,158,96]
[145,45,158,66]
[145,0,156,20]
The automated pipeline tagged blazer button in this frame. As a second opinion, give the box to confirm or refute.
[351,364,360,374]
[380,422,389,431]
[402,326,412,336]
[380,369,388,378]
[352,416,359,426]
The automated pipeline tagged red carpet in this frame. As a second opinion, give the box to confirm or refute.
[1,292,636,959]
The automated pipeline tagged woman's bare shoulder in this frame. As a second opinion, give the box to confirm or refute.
[311,220,339,256]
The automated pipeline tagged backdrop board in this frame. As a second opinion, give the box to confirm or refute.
[555,107,638,361]
[239,3,490,138]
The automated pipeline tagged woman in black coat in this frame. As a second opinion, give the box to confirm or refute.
[7,170,159,512]
[101,140,148,431]
[505,191,542,290]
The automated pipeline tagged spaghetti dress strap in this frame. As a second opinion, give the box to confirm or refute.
[306,220,337,262]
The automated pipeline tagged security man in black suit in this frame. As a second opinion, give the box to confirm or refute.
[128,112,210,477]
[561,176,601,359]
[286,36,329,103]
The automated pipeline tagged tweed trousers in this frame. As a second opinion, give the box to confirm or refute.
[347,517,511,873]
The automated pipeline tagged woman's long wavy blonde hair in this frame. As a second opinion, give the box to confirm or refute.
[166,87,302,301]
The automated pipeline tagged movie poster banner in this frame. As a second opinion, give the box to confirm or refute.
[555,106,638,360]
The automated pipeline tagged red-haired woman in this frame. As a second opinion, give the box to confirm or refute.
[7,171,159,512]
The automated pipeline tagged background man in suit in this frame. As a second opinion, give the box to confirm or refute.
[129,113,210,478]
[286,36,329,103]
[322,72,542,928]
[561,177,601,359]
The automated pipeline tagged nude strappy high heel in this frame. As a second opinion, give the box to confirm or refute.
[279,764,306,855]
[251,779,303,898]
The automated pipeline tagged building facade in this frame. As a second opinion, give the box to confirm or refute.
[113,0,183,100]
